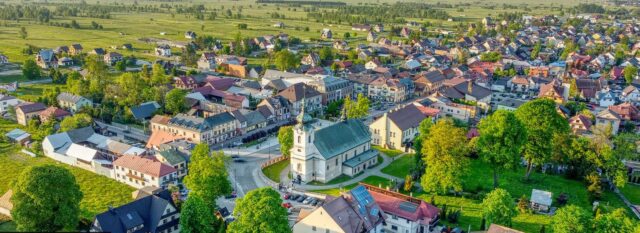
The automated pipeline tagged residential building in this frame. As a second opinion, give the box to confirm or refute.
[57,92,92,113]
[368,77,409,104]
[15,102,47,125]
[39,106,70,122]
[230,109,268,133]
[36,49,58,69]
[257,96,291,122]
[569,114,592,135]
[321,28,332,39]
[486,224,524,233]
[308,75,354,104]
[364,184,440,233]
[301,52,321,67]
[130,101,161,121]
[70,44,83,55]
[419,96,476,122]
[174,76,199,90]
[104,52,123,65]
[596,109,622,135]
[537,80,567,104]
[292,185,385,233]
[278,83,323,116]
[442,81,493,110]
[0,94,22,113]
[42,127,146,177]
[370,104,438,150]
[155,112,240,145]
[91,190,180,233]
[113,155,177,189]
[155,45,172,57]
[197,52,216,71]
[290,105,378,183]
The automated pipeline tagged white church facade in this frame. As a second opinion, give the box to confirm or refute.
[290,102,379,183]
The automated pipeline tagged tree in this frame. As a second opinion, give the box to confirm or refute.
[59,113,93,132]
[151,63,170,85]
[403,175,413,192]
[12,165,83,232]
[84,55,109,100]
[278,126,294,157]
[551,205,591,233]
[343,94,370,119]
[515,99,569,180]
[114,61,126,72]
[477,110,527,188]
[274,50,297,71]
[22,59,41,80]
[180,195,216,233]
[319,46,334,61]
[624,65,638,85]
[19,26,27,39]
[517,195,530,214]
[593,208,638,233]
[227,187,290,233]
[183,144,232,209]
[480,51,502,62]
[165,89,187,115]
[482,188,517,226]
[420,118,469,193]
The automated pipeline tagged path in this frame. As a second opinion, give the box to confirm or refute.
[293,152,407,191]
[614,188,640,220]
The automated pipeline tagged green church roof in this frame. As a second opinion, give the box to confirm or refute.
[313,119,371,159]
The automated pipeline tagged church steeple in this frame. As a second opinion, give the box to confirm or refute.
[296,97,312,126]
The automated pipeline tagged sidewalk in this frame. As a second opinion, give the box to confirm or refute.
[293,153,407,191]
[221,136,279,156]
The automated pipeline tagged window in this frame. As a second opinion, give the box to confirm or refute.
[335,159,338,166]
[298,136,301,143]
[391,225,398,230]
[312,226,316,231]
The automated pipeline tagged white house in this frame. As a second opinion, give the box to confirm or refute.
[57,92,92,113]
[113,155,177,189]
[155,45,172,57]
[0,94,22,113]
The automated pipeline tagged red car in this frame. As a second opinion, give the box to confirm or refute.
[283,193,291,200]
[281,202,292,209]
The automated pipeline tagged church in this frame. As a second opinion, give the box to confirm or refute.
[290,100,379,183]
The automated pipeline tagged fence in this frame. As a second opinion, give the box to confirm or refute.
[261,155,289,169]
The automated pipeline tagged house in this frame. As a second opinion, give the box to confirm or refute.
[113,155,177,189]
[495,98,526,112]
[70,44,83,55]
[290,108,378,183]
[39,106,71,122]
[257,96,291,122]
[0,54,8,64]
[621,85,640,102]
[596,88,617,107]
[0,94,22,113]
[174,76,198,90]
[42,127,147,177]
[442,81,493,110]
[368,78,409,104]
[91,190,180,233]
[364,184,440,233]
[351,24,371,31]
[230,109,268,133]
[537,80,567,104]
[58,57,73,67]
[155,45,172,57]
[321,28,333,39]
[154,112,240,145]
[508,76,534,92]
[609,102,640,122]
[301,52,321,67]
[5,129,31,146]
[130,101,161,121]
[57,92,92,113]
[292,185,385,233]
[15,102,47,125]
[184,31,197,39]
[104,52,124,65]
[273,22,284,28]
[486,224,524,233]
[307,75,354,104]
[530,189,553,213]
[278,83,323,116]
[569,114,592,135]
[89,48,106,57]
[370,104,438,150]
[36,49,58,69]
[418,96,476,122]
[197,52,216,71]
[54,46,69,54]
[596,109,622,134]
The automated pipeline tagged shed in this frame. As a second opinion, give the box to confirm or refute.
[530,189,553,213]
[5,129,31,145]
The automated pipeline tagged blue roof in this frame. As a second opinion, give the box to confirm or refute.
[5,129,29,140]
[130,102,160,120]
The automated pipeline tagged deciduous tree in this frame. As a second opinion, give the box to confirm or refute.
[12,165,83,232]
[551,205,590,233]
[180,195,216,233]
[515,99,569,180]
[165,89,187,115]
[593,208,638,233]
[59,113,93,132]
[183,144,232,210]
[481,188,517,226]
[477,110,527,188]
[420,118,469,193]
[227,187,290,233]
[277,126,293,157]
[22,59,41,80]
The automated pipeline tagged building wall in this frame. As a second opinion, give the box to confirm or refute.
[16,109,43,126]
[292,207,346,233]
[113,165,176,189]
[0,99,21,113]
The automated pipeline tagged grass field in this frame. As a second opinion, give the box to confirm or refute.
[0,221,16,232]
[0,120,134,220]
[372,145,404,158]
[262,159,289,183]
[381,154,415,178]
[11,83,68,102]
[314,175,392,196]
[620,184,640,204]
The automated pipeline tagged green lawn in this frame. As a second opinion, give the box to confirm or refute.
[314,176,392,196]
[620,184,640,204]
[262,159,289,183]
[0,74,30,84]
[373,145,404,158]
[381,154,415,178]
[13,83,68,102]
[0,118,134,221]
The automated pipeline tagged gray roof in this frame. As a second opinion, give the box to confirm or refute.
[131,102,160,120]
[343,150,379,167]
[530,189,552,206]
[57,92,89,104]
[93,190,177,233]
[157,148,187,165]
[313,119,370,159]
[387,104,428,131]
[169,112,236,132]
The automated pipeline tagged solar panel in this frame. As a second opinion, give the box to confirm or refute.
[370,207,379,216]
[399,201,419,213]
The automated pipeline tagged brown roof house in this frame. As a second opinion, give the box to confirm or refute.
[39,106,71,122]
[569,114,592,135]
[15,102,47,125]
[369,103,438,150]
[278,83,323,116]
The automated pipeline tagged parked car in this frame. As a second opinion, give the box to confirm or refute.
[296,195,307,202]
[303,197,315,205]
[225,190,237,199]
[290,194,299,200]
[281,202,292,209]
[233,158,246,163]
[310,199,319,206]
[283,193,291,200]
[231,155,239,159]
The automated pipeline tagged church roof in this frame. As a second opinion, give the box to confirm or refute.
[314,119,370,159]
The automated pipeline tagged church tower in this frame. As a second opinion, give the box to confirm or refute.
[290,98,315,182]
